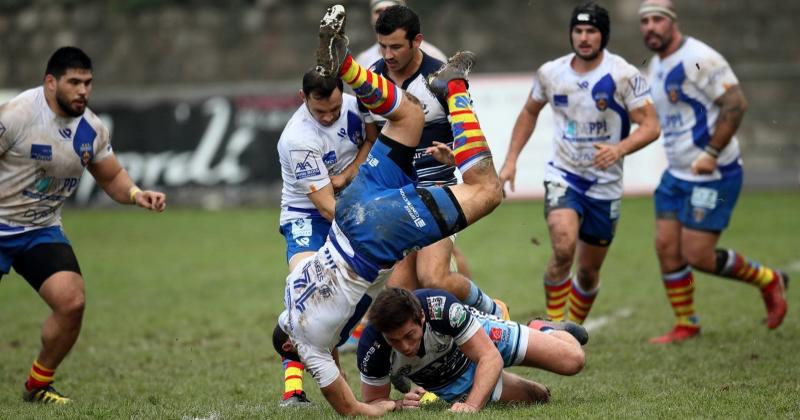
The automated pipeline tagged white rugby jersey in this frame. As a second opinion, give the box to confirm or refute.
[531,51,652,200]
[646,37,742,182]
[278,94,364,225]
[0,87,112,236]
[280,221,393,388]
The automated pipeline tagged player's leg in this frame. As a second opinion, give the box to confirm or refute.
[386,252,422,291]
[568,241,609,324]
[316,4,423,148]
[12,242,83,404]
[517,324,585,376]
[682,228,788,329]
[415,238,508,319]
[451,244,473,277]
[427,51,502,224]
[496,371,550,404]
[542,183,581,321]
[650,172,700,343]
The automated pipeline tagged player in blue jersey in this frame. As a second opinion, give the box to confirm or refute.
[363,4,508,321]
[499,3,660,325]
[271,5,502,416]
[0,47,166,404]
[357,288,587,413]
[639,0,788,344]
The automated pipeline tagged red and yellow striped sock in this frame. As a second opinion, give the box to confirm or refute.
[717,248,779,289]
[445,80,492,174]
[544,276,572,321]
[567,279,599,325]
[338,54,401,116]
[281,358,304,400]
[661,266,698,326]
[26,360,54,391]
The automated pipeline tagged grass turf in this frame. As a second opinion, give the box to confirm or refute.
[0,191,798,418]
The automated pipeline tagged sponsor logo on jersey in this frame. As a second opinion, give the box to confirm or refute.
[427,296,445,320]
[291,150,322,179]
[577,81,589,90]
[553,94,569,107]
[399,188,426,229]
[489,327,503,342]
[337,128,347,138]
[322,150,337,166]
[58,128,72,139]
[630,74,650,98]
[448,303,467,328]
[30,144,53,161]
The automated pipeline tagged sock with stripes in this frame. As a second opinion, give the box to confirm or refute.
[338,54,402,116]
[281,358,305,400]
[444,80,492,174]
[715,248,780,289]
[544,275,572,321]
[660,266,699,327]
[26,360,55,391]
[567,278,599,325]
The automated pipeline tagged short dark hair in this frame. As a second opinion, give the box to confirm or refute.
[45,47,92,79]
[375,5,421,43]
[302,68,343,99]
[368,287,423,333]
[272,322,300,362]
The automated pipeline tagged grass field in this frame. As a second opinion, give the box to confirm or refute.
[1,191,798,419]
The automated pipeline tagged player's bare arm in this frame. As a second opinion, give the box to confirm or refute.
[593,102,660,170]
[88,156,166,211]
[307,183,336,221]
[499,97,547,192]
[692,85,747,175]
[321,375,395,417]
[452,328,504,412]
[331,122,379,192]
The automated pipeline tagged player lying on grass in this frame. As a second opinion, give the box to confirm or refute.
[271,4,504,416]
[356,288,587,413]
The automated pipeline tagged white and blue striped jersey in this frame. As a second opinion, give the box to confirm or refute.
[278,94,364,225]
[0,87,112,236]
[645,37,742,182]
[531,51,652,200]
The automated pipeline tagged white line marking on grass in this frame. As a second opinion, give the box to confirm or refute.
[583,307,633,333]
[182,412,220,420]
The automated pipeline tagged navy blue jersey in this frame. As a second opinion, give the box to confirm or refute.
[361,52,457,187]
[357,289,480,390]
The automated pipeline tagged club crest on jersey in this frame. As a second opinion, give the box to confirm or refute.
[448,303,467,328]
[80,144,92,166]
[693,207,706,223]
[593,92,609,111]
[30,144,53,161]
[489,327,503,343]
[427,296,446,320]
[667,84,681,103]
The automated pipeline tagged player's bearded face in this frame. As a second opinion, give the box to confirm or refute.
[377,29,417,73]
[55,69,92,117]
[571,25,602,61]
[640,15,674,52]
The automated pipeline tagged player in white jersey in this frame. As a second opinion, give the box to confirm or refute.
[498,3,660,325]
[275,68,374,406]
[364,3,509,323]
[354,0,447,69]
[272,5,502,415]
[0,47,165,404]
[639,0,788,344]
[356,288,587,413]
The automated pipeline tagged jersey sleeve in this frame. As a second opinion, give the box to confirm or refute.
[0,100,22,155]
[689,50,739,102]
[417,289,481,346]
[619,64,653,111]
[90,118,114,163]
[357,325,393,386]
[281,132,331,195]
[529,66,549,103]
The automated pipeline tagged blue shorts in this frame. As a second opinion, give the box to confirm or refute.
[654,170,742,232]
[279,209,331,263]
[0,226,71,274]
[335,136,466,265]
[544,181,620,247]
[431,318,529,402]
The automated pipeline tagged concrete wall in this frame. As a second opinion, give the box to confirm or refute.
[1,0,798,188]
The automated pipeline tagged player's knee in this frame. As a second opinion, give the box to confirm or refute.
[57,292,85,322]
[654,235,675,258]
[561,346,585,376]
[576,268,599,288]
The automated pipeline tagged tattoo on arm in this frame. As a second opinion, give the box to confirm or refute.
[715,85,746,130]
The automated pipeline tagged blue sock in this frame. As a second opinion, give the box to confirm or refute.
[465,280,498,316]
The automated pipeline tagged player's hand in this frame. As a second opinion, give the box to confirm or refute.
[593,143,625,170]
[330,173,349,193]
[691,151,718,175]
[425,141,455,167]
[135,190,166,212]
[398,386,426,409]
[498,162,517,194]
[449,402,479,413]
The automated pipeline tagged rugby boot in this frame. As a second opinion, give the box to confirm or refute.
[316,5,349,77]
[528,318,589,345]
[22,384,71,404]
[426,51,476,100]
[761,270,789,329]
[648,324,701,344]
